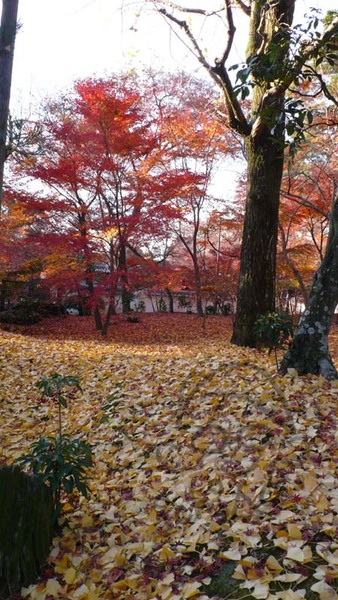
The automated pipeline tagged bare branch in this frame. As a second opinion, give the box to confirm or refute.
[158,8,214,73]
[157,5,251,136]
[157,1,224,17]
[280,189,329,220]
[219,0,236,64]
[231,0,250,17]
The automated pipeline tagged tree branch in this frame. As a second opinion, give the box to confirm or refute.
[231,0,250,17]
[157,1,224,17]
[157,5,251,136]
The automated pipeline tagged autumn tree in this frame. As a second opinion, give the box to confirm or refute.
[202,207,243,312]
[279,100,338,378]
[277,121,336,310]
[154,73,237,316]
[146,1,338,346]
[6,72,225,326]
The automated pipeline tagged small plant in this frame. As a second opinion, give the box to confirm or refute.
[157,297,167,312]
[15,374,92,522]
[126,315,140,323]
[135,299,146,312]
[205,305,217,315]
[178,295,192,312]
[254,312,294,370]
[36,373,82,438]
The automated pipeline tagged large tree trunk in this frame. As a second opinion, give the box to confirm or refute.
[0,0,19,210]
[280,194,338,379]
[230,0,295,347]
[231,132,283,346]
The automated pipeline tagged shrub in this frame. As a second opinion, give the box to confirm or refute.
[254,312,294,370]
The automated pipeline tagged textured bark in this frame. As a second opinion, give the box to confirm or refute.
[0,466,53,595]
[231,132,283,346]
[280,195,338,379]
[0,0,19,210]
[231,0,295,346]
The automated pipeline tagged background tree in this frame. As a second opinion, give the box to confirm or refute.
[156,76,236,316]
[4,72,231,324]
[280,98,338,378]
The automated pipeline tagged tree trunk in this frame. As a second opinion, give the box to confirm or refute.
[0,465,53,595]
[230,0,295,346]
[119,242,131,313]
[94,305,102,330]
[231,132,283,346]
[0,0,19,211]
[193,259,204,317]
[166,287,174,313]
[280,194,338,379]
[101,299,114,336]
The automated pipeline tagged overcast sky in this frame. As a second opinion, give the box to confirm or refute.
[11,0,336,115]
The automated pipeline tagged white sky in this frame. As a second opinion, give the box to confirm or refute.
[11,0,336,116]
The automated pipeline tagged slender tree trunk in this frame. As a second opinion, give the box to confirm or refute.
[231,132,284,346]
[193,258,204,317]
[280,193,338,379]
[278,221,309,305]
[0,0,19,211]
[101,299,115,336]
[166,287,174,313]
[119,241,131,313]
[94,305,102,330]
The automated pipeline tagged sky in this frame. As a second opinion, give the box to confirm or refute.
[11,0,336,116]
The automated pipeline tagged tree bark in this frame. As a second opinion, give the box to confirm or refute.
[193,258,204,317]
[230,0,295,346]
[231,131,284,346]
[0,0,19,211]
[166,287,174,313]
[280,193,338,379]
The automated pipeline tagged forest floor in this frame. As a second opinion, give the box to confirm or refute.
[1,314,338,600]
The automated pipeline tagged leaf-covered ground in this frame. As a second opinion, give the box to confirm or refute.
[1,314,338,600]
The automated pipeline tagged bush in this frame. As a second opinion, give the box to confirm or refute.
[0,300,42,325]
[0,300,64,325]
[126,315,140,323]
[254,312,294,369]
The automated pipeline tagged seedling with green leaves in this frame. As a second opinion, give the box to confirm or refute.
[36,373,82,439]
[15,373,92,522]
